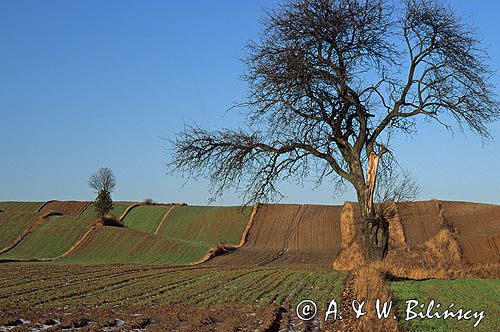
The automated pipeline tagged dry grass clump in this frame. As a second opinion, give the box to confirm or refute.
[99,214,125,228]
[333,202,365,270]
[333,201,407,270]
[351,265,401,332]
[42,211,63,219]
[385,203,406,250]
[376,228,464,279]
[194,243,236,264]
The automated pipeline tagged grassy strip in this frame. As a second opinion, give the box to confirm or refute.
[159,206,252,245]
[79,203,131,220]
[0,212,41,251]
[390,278,500,332]
[0,216,95,260]
[0,202,44,213]
[60,226,211,265]
[122,205,172,233]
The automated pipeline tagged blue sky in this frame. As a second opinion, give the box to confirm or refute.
[0,0,498,205]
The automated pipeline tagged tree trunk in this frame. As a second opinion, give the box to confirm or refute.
[356,152,389,262]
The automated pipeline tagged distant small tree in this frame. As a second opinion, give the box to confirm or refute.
[143,198,156,205]
[89,167,116,218]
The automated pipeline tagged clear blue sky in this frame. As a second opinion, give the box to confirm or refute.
[0,0,498,205]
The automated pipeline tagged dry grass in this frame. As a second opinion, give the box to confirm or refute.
[333,202,364,270]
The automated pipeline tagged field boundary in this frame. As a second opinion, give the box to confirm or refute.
[118,203,142,222]
[76,201,92,217]
[36,200,56,213]
[0,217,44,255]
[0,221,99,263]
[153,205,176,235]
[193,203,261,265]
[51,223,100,260]
[237,203,261,247]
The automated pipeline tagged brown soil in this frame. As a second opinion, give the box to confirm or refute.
[0,304,277,331]
[397,200,443,247]
[206,204,342,267]
[439,201,500,265]
[39,201,90,217]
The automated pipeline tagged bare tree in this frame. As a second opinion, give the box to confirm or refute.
[89,167,116,218]
[169,0,499,261]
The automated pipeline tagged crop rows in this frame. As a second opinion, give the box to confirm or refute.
[0,216,95,260]
[79,203,131,220]
[61,227,210,264]
[0,265,347,310]
[0,202,44,213]
[158,206,252,245]
[121,205,171,233]
[0,212,41,250]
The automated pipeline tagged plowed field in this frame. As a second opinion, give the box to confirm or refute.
[38,200,90,216]
[440,201,500,265]
[0,264,345,309]
[0,264,346,331]
[397,201,443,246]
[207,204,343,267]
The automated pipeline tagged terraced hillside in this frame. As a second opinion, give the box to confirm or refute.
[441,201,500,265]
[79,202,131,220]
[0,216,96,261]
[60,226,211,265]
[157,205,252,245]
[1,200,499,269]
[207,204,343,267]
[0,202,44,213]
[0,211,41,252]
[38,200,90,216]
[121,205,172,233]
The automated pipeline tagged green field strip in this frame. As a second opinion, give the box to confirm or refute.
[61,226,211,265]
[0,266,157,300]
[0,216,95,260]
[0,202,45,213]
[158,206,252,246]
[0,212,41,252]
[0,266,189,307]
[76,201,92,216]
[288,269,346,307]
[110,269,219,306]
[390,278,500,332]
[0,265,347,309]
[152,269,252,305]
[29,267,180,307]
[78,203,131,220]
[195,269,283,305]
[178,269,269,305]
[0,264,135,290]
[122,205,172,233]
[71,268,211,307]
